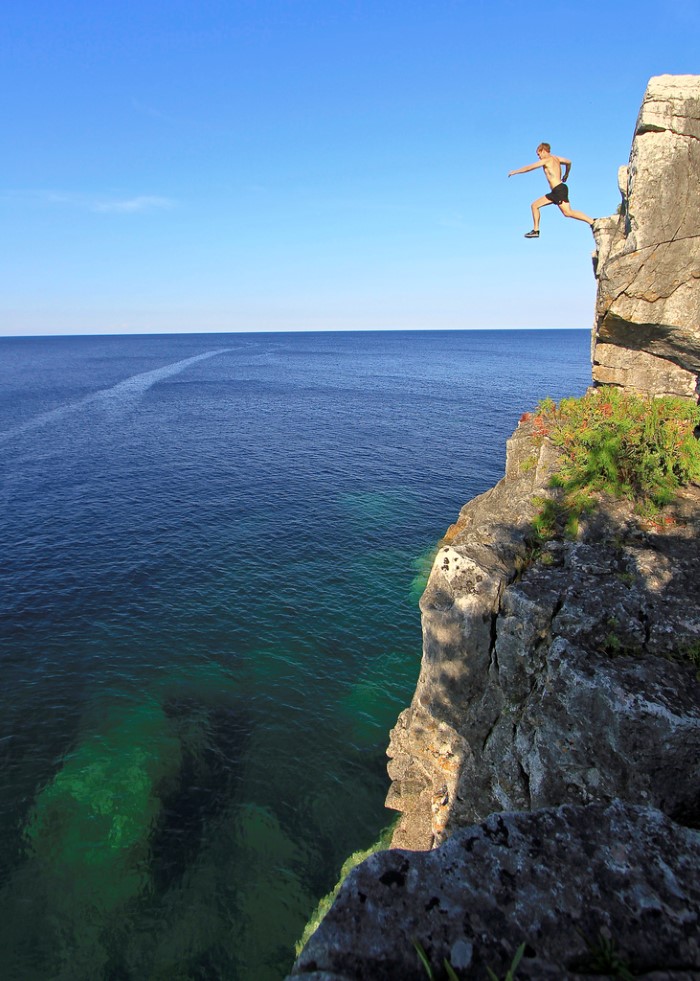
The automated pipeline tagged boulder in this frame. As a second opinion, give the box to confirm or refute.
[289,801,700,980]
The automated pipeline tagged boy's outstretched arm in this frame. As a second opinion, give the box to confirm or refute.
[508,161,544,177]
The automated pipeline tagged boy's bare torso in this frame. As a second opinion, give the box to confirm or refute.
[542,154,564,188]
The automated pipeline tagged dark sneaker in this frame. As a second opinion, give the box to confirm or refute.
[524,230,539,238]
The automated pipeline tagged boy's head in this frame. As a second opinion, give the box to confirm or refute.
[537,142,551,156]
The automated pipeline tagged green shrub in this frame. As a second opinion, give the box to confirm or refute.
[413,938,461,980]
[532,386,700,518]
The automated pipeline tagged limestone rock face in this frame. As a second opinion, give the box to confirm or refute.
[289,802,700,981]
[591,74,700,397]
[386,421,700,850]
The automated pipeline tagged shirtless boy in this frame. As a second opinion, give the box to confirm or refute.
[508,143,594,238]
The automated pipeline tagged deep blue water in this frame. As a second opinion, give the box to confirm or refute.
[0,329,590,979]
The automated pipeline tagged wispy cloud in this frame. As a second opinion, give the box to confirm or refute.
[92,195,174,213]
[1,189,176,214]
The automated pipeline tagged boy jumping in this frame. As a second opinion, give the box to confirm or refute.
[508,143,594,238]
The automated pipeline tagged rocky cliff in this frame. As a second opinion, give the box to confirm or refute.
[384,425,700,854]
[288,75,700,981]
[592,74,700,398]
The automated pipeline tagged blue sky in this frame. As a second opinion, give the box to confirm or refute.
[2,0,698,335]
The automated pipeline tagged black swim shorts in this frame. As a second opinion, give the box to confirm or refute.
[546,183,569,205]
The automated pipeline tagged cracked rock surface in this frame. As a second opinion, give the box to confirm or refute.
[591,74,700,396]
[288,802,700,981]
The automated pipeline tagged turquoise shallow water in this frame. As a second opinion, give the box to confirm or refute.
[0,329,591,979]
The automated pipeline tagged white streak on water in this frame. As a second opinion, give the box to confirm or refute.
[0,349,231,445]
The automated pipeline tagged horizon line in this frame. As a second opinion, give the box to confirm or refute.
[0,325,591,340]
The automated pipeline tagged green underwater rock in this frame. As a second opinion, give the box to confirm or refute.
[24,700,182,911]
[228,802,315,981]
[409,545,438,606]
[338,649,420,747]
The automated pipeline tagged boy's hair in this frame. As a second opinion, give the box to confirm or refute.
[537,142,551,153]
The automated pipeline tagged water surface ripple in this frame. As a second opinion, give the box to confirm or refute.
[0,330,590,979]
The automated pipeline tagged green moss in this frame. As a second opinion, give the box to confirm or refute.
[295,821,397,956]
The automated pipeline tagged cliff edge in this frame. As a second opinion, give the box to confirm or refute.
[288,75,700,981]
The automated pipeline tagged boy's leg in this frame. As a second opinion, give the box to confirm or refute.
[530,195,552,232]
[558,202,594,225]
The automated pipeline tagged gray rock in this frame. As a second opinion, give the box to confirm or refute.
[592,342,697,397]
[591,74,700,396]
[386,423,560,850]
[288,801,700,980]
[386,419,700,849]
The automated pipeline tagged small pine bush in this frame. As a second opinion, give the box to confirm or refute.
[533,386,700,514]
